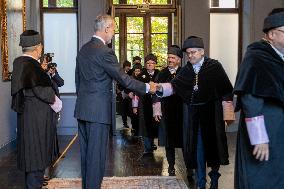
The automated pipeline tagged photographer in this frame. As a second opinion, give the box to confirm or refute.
[43,54,64,97]
[41,54,64,183]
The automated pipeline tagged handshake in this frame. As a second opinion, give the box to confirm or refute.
[149,81,162,94]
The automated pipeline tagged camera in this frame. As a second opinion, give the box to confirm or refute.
[47,62,57,70]
[44,53,54,63]
[43,53,57,70]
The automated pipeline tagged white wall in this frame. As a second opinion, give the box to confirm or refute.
[210,13,239,85]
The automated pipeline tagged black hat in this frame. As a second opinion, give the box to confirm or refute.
[182,36,204,51]
[123,60,131,68]
[168,45,183,59]
[132,63,142,70]
[144,53,157,64]
[19,30,42,47]
[133,56,142,62]
[263,8,284,33]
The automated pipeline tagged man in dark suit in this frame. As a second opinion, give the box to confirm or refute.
[74,14,156,189]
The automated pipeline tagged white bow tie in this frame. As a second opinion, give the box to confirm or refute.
[169,69,176,74]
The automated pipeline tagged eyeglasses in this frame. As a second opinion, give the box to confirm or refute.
[275,29,284,34]
[186,50,201,56]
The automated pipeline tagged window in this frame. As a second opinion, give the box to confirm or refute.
[126,17,144,63]
[209,0,242,85]
[151,17,168,66]
[113,0,177,68]
[41,0,78,93]
[115,17,120,61]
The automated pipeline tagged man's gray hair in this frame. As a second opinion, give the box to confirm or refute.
[22,44,39,53]
[94,14,114,32]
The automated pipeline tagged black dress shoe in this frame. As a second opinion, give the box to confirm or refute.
[168,167,175,176]
[42,181,48,186]
[151,144,157,151]
[209,182,218,189]
[187,174,195,183]
[44,176,50,181]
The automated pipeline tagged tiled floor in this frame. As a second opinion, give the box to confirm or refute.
[0,116,238,189]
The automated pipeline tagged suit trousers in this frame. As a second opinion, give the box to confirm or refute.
[165,147,175,168]
[78,120,110,189]
[25,170,45,189]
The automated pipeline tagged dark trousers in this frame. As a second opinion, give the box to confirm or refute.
[196,128,220,188]
[130,113,139,136]
[25,170,45,189]
[121,98,130,126]
[196,128,206,188]
[143,137,154,152]
[166,147,175,168]
[78,120,110,189]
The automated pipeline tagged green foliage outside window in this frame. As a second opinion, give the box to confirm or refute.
[127,17,144,64]
[57,0,74,7]
[152,34,168,68]
[151,17,168,68]
[151,17,168,33]
[150,0,169,4]
[127,0,143,4]
[127,17,143,33]
[43,0,75,7]
[43,0,48,7]
[127,34,144,64]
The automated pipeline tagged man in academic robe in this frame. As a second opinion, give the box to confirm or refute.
[74,15,156,189]
[127,56,142,76]
[152,45,183,176]
[117,60,132,128]
[234,9,284,189]
[135,54,160,155]
[157,36,234,189]
[11,30,62,189]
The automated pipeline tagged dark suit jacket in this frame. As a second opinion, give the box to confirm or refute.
[74,37,146,124]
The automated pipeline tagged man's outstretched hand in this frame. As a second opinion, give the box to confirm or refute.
[149,81,158,94]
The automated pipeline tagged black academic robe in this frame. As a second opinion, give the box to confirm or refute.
[50,71,64,159]
[234,40,284,189]
[154,67,183,148]
[11,56,57,172]
[136,68,159,138]
[171,57,233,169]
